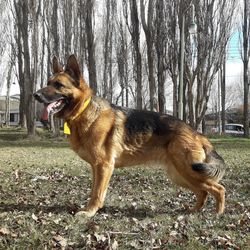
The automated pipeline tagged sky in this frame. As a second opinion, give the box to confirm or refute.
[206,30,243,112]
[226,31,243,85]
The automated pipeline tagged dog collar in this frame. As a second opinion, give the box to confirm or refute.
[64,97,91,135]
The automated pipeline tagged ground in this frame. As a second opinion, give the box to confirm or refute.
[0,128,249,249]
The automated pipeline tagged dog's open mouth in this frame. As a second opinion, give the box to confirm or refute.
[43,99,66,118]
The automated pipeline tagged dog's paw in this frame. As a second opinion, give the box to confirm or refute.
[75,209,97,218]
[183,203,197,213]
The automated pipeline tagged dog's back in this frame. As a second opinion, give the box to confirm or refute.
[106,103,226,214]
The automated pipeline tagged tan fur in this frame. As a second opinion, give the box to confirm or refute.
[35,55,226,217]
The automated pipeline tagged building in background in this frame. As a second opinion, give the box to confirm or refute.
[0,94,20,126]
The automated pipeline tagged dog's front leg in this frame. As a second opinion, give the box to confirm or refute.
[76,163,114,218]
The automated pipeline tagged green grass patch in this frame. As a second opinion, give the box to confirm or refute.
[0,128,249,249]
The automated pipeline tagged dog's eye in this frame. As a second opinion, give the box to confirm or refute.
[54,81,64,89]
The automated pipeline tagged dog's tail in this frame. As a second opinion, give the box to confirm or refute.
[192,137,226,181]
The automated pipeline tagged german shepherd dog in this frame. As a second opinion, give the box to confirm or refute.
[34,55,226,217]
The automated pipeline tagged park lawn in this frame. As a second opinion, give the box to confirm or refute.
[0,128,249,249]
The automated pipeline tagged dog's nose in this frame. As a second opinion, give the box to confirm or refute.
[33,91,43,102]
[33,92,40,99]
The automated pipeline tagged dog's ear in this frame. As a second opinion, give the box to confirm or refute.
[65,55,81,86]
[52,56,63,74]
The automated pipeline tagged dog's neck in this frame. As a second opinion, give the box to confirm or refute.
[70,97,92,121]
[63,96,92,135]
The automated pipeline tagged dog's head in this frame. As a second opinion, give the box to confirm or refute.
[34,55,92,120]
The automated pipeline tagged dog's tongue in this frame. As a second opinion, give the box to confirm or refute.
[41,100,63,120]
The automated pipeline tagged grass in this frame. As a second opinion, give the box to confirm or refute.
[0,127,249,249]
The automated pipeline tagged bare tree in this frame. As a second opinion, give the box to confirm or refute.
[185,0,236,129]
[242,0,249,137]
[63,0,73,59]
[85,0,98,93]
[51,0,59,56]
[0,1,8,94]
[221,58,226,133]
[1,0,242,137]
[5,58,14,126]
[21,0,36,136]
[165,0,179,117]
[155,0,168,113]
[50,0,61,135]
[45,1,52,80]
[40,0,47,88]
[123,0,143,109]
[116,15,129,107]
[12,0,37,135]
[12,0,25,128]
[164,0,236,128]
[102,0,117,102]
[77,0,87,69]
[140,0,157,111]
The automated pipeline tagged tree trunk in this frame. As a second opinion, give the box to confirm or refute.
[129,0,142,109]
[51,0,61,136]
[243,0,249,138]
[52,0,59,56]
[165,0,179,117]
[21,1,35,137]
[140,0,157,111]
[31,0,41,133]
[155,0,166,113]
[40,3,46,88]
[5,62,13,126]
[13,0,26,128]
[116,16,129,107]
[103,0,111,99]
[64,0,73,59]
[78,0,87,71]
[45,2,52,80]
[85,0,98,93]
[172,76,178,117]
[221,58,226,133]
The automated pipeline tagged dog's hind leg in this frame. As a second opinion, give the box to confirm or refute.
[185,190,208,212]
[185,181,225,214]
[202,182,225,214]
[165,157,224,214]
[164,161,208,213]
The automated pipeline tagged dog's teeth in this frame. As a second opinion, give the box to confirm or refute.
[47,99,64,115]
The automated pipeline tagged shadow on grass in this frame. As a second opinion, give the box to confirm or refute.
[0,131,26,141]
[0,139,69,148]
[0,202,70,214]
[0,133,69,148]
[0,127,69,148]
[0,202,183,218]
[100,204,186,218]
[100,205,155,218]
[0,200,192,220]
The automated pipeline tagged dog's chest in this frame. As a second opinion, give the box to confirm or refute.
[70,141,93,165]
[68,131,94,164]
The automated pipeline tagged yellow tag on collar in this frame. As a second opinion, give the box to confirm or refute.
[64,122,71,135]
